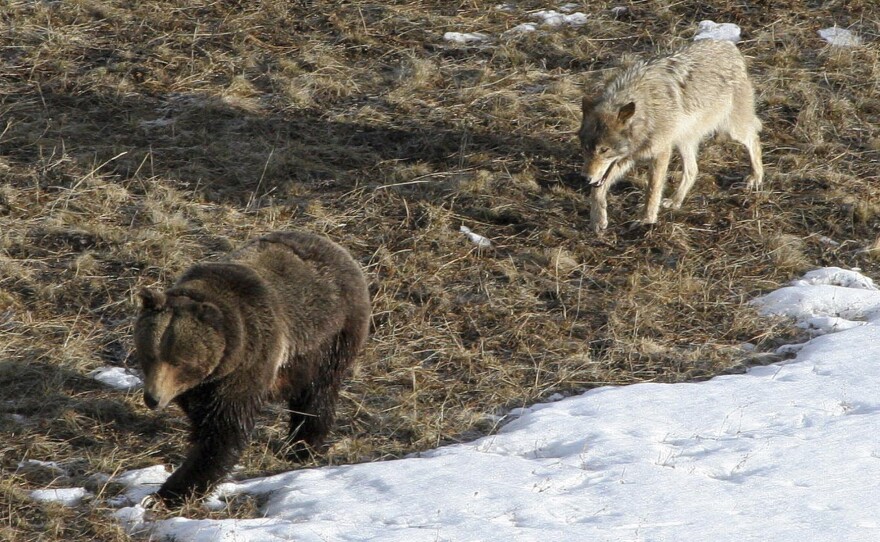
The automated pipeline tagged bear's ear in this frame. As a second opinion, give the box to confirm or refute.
[195,301,224,330]
[138,289,166,311]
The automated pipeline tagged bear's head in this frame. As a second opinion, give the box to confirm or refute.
[134,289,227,410]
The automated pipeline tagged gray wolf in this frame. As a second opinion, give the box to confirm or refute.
[134,231,370,504]
[579,39,764,232]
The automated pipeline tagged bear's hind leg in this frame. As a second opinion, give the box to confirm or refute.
[285,386,336,462]
[283,316,366,463]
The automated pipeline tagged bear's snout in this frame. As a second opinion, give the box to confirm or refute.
[144,391,160,410]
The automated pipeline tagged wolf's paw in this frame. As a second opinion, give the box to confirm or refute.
[661,198,682,210]
[628,219,657,231]
[590,216,608,233]
[744,174,763,191]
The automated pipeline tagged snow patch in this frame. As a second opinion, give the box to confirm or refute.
[113,505,148,535]
[460,225,492,248]
[693,20,742,43]
[109,465,171,508]
[89,366,143,390]
[507,22,538,34]
[443,31,489,44]
[819,27,861,47]
[115,465,170,487]
[30,487,91,506]
[752,268,880,324]
[531,10,588,27]
[793,266,876,290]
[798,316,867,336]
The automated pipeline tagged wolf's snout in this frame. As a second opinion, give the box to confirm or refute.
[583,159,609,187]
[585,171,605,187]
[582,166,601,186]
[144,391,160,410]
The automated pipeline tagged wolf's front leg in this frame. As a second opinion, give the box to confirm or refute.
[590,181,612,232]
[588,160,632,232]
[643,149,672,224]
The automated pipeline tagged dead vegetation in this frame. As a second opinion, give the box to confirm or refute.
[1,1,878,539]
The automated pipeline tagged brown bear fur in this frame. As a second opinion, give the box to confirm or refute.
[134,231,370,505]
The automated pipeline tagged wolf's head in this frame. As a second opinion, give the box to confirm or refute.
[134,289,227,410]
[579,97,636,186]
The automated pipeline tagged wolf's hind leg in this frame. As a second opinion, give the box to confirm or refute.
[728,89,764,190]
[739,132,764,190]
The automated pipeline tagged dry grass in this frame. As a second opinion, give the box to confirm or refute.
[1,1,878,539]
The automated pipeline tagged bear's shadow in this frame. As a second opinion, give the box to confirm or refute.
[0,86,578,207]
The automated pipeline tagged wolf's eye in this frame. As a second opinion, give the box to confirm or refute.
[597,146,610,154]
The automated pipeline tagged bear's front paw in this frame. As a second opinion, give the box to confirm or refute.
[139,494,164,510]
[154,484,189,508]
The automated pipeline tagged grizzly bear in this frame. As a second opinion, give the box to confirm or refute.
[134,231,370,505]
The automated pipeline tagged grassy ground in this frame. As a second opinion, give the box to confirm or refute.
[1,1,878,539]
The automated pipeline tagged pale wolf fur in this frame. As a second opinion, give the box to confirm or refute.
[579,39,764,232]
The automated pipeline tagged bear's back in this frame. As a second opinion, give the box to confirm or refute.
[227,231,370,352]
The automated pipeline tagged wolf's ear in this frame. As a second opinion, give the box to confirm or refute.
[617,102,636,123]
[195,302,224,330]
[138,289,166,311]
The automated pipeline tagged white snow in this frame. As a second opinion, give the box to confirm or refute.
[105,266,880,541]
[110,465,171,507]
[506,22,538,34]
[30,487,91,507]
[795,266,876,290]
[797,315,867,335]
[752,268,880,323]
[531,10,588,27]
[443,31,489,44]
[819,27,861,47]
[459,225,492,248]
[89,366,143,391]
[693,20,742,43]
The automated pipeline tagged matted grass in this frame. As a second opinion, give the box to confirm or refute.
[1,1,878,539]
